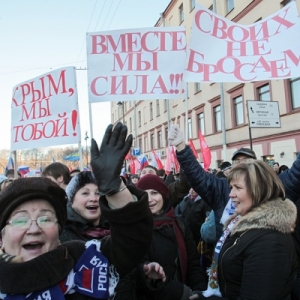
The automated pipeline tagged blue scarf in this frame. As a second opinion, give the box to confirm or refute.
[4,242,111,300]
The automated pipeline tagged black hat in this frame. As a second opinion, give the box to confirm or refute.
[232,148,257,160]
[66,171,97,204]
[220,161,232,172]
[0,177,67,231]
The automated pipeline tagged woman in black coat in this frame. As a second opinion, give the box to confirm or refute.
[136,174,207,300]
[202,161,297,300]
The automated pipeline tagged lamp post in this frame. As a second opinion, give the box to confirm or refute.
[84,131,89,167]
[117,101,127,172]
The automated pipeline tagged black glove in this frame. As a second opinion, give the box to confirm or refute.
[91,122,132,195]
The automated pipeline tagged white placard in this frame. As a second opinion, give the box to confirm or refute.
[11,67,81,150]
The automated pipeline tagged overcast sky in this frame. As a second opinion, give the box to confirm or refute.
[0,0,171,150]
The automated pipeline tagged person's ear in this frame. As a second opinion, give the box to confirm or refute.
[57,175,64,184]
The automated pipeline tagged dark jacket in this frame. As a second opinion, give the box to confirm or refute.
[217,198,297,300]
[60,206,110,243]
[137,201,207,300]
[176,145,300,239]
[168,168,191,208]
[0,186,153,299]
[175,194,211,245]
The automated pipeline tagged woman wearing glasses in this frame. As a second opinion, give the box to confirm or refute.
[0,123,156,299]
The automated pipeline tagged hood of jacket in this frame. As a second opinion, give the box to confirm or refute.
[228,198,297,235]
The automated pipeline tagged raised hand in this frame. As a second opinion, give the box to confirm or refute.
[168,124,185,150]
[91,123,132,196]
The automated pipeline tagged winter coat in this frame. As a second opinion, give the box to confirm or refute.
[137,202,207,300]
[168,168,191,208]
[217,198,297,300]
[176,145,300,239]
[0,186,153,299]
[60,206,110,243]
[175,194,211,245]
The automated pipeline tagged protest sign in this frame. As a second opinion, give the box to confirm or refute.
[11,67,81,151]
[185,1,300,82]
[86,27,186,102]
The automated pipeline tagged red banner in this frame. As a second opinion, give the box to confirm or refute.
[198,130,211,171]
[151,150,164,170]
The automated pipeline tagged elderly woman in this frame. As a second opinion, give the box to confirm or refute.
[135,174,207,300]
[0,123,155,299]
[200,161,297,300]
[60,171,110,243]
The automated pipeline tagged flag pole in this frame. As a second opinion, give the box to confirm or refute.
[213,0,227,161]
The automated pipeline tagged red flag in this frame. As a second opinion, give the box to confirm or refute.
[198,130,211,171]
[125,151,131,160]
[171,146,180,173]
[189,139,198,160]
[151,150,164,170]
[165,146,173,174]
[129,157,135,174]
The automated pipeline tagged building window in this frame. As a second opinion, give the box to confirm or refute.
[157,131,162,148]
[214,105,222,132]
[234,95,244,126]
[139,138,142,153]
[151,134,155,150]
[227,0,234,12]
[164,99,167,111]
[138,111,141,127]
[190,0,195,10]
[291,77,300,109]
[156,100,160,116]
[150,102,153,120]
[144,136,148,152]
[129,117,132,132]
[197,112,205,135]
[188,118,192,139]
[258,84,271,101]
[195,82,201,93]
[179,4,184,23]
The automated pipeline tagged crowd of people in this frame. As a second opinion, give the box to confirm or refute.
[0,122,299,299]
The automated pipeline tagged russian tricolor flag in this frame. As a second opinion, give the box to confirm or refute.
[138,155,149,169]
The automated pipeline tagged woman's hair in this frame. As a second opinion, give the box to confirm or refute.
[279,165,289,173]
[227,160,285,207]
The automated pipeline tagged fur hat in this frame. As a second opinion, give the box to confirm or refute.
[232,147,257,160]
[0,177,67,231]
[136,174,168,201]
[66,171,97,204]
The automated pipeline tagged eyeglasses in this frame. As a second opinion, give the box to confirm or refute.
[6,216,58,230]
[232,158,254,165]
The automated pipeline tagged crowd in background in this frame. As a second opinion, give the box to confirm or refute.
[0,122,299,300]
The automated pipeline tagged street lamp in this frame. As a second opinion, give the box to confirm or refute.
[117,101,124,123]
[117,101,127,172]
[84,131,89,167]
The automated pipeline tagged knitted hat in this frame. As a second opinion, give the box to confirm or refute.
[232,147,257,160]
[0,177,67,231]
[136,174,168,201]
[66,171,98,204]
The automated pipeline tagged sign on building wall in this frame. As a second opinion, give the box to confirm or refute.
[11,67,81,151]
[86,27,187,102]
[247,100,281,128]
[185,1,300,82]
